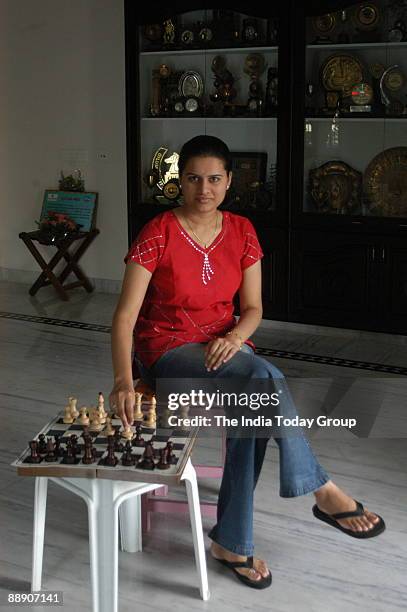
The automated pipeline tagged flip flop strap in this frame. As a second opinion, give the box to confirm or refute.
[225,560,252,568]
[331,500,364,520]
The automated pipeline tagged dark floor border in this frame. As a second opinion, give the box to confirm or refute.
[1,311,406,376]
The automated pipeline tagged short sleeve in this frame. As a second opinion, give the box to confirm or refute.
[241,219,264,270]
[124,219,165,274]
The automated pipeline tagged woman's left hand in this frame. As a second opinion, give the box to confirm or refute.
[204,336,241,371]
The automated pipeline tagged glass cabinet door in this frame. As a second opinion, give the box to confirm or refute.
[138,9,280,215]
[303,0,407,219]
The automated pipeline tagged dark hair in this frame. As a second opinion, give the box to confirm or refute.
[178,135,232,176]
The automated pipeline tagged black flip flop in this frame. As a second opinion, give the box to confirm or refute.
[212,555,272,589]
[312,500,386,539]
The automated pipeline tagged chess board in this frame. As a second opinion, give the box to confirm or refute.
[12,413,198,485]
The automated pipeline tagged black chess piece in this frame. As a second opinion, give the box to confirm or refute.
[113,428,124,452]
[62,439,76,464]
[137,441,155,470]
[103,436,118,466]
[26,440,41,463]
[38,433,47,455]
[70,434,79,456]
[156,447,171,470]
[82,439,95,464]
[44,437,56,462]
[54,434,64,457]
[133,424,145,447]
[165,441,177,465]
[121,440,135,466]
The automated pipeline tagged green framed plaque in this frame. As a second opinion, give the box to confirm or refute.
[40,190,98,232]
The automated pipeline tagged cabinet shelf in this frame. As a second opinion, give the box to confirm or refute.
[305,116,407,122]
[141,117,278,121]
[140,45,278,57]
[306,41,407,50]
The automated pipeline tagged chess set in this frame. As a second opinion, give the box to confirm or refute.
[12,391,198,484]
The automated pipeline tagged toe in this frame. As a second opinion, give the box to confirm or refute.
[253,559,270,578]
[236,567,261,582]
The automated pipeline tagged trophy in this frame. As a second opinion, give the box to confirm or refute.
[337,10,350,43]
[305,82,316,115]
[146,147,181,204]
[265,67,278,115]
[350,82,373,112]
[380,64,405,115]
[210,56,238,116]
[388,1,407,41]
[312,13,337,44]
[244,53,266,116]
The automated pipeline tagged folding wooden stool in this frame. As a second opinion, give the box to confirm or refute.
[19,229,99,301]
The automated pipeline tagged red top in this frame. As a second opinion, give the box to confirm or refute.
[124,210,264,368]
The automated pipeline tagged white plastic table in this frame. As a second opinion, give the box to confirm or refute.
[31,457,210,612]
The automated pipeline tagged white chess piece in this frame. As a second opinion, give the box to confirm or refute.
[69,397,79,419]
[89,413,103,432]
[134,392,143,421]
[78,407,90,426]
[121,425,133,440]
[63,404,74,424]
[103,416,115,436]
[144,397,156,428]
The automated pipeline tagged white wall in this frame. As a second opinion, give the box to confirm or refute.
[0,0,127,284]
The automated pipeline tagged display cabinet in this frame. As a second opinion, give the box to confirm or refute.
[289,0,407,333]
[125,2,407,333]
[125,5,291,318]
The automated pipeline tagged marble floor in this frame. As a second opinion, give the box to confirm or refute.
[0,281,406,612]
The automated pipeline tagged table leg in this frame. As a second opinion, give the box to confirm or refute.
[87,480,119,612]
[181,459,210,601]
[119,496,142,553]
[31,477,48,591]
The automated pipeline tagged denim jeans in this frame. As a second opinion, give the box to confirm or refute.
[136,342,330,556]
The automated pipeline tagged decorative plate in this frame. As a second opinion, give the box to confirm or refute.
[321,54,364,97]
[178,71,204,99]
[364,147,407,217]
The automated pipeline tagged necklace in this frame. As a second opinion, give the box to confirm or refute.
[182,212,219,248]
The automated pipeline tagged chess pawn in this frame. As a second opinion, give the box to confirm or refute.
[69,396,79,419]
[27,440,41,463]
[63,404,74,424]
[156,447,170,470]
[144,405,156,428]
[133,392,143,421]
[121,425,133,440]
[104,416,115,437]
[89,413,103,432]
[44,438,56,462]
[78,407,90,426]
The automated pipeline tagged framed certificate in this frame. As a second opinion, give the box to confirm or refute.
[40,190,98,232]
[230,152,268,195]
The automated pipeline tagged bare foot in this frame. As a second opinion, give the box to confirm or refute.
[315,481,381,533]
[210,542,270,582]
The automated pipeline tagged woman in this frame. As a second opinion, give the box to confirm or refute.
[110,135,385,590]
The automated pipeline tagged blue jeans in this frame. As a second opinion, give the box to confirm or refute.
[136,343,330,556]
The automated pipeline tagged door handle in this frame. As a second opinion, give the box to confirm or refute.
[371,246,375,262]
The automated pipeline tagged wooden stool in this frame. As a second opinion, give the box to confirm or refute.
[134,379,225,527]
[19,229,99,301]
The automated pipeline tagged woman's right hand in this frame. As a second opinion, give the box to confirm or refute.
[109,382,135,428]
